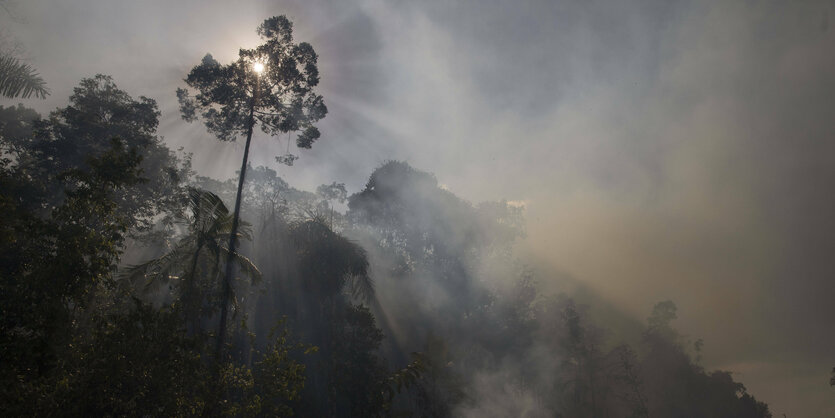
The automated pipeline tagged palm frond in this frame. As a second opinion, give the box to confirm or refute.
[189,187,228,218]
[119,237,196,291]
[217,245,263,284]
[188,188,255,241]
[383,352,427,402]
[347,272,375,303]
[0,55,50,99]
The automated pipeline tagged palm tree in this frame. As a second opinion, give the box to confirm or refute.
[122,188,261,330]
[0,54,49,99]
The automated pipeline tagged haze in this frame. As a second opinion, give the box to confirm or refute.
[2,0,833,416]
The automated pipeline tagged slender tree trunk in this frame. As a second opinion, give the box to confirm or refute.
[216,77,259,362]
[206,87,258,416]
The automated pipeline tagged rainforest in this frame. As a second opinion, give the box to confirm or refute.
[2,1,834,417]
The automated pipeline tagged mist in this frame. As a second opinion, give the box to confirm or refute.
[2,0,834,416]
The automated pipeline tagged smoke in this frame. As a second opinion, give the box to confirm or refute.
[3,0,834,415]
[454,369,549,418]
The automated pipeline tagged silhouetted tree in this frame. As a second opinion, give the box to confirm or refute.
[11,75,189,233]
[177,15,327,360]
[639,301,772,417]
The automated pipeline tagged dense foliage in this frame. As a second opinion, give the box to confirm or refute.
[177,15,329,362]
[0,14,776,418]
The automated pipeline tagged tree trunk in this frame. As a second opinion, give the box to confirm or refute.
[216,77,259,362]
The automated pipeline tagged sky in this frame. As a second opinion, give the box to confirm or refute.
[2,0,834,415]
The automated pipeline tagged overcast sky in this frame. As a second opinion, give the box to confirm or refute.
[2,0,834,415]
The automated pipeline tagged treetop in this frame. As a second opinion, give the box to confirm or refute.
[177,15,326,151]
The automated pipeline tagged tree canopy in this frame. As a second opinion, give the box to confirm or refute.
[177,15,326,152]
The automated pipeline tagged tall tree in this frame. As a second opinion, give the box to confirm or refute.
[177,15,327,360]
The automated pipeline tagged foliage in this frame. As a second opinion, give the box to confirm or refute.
[2,296,307,417]
[177,15,326,150]
[0,50,781,417]
[0,54,49,99]
[0,104,39,148]
[328,305,389,417]
[384,352,428,402]
[348,160,523,280]
[0,138,144,411]
[123,188,261,324]
[316,182,347,205]
[290,219,373,303]
[177,15,328,366]
[0,75,307,417]
[251,326,309,417]
[254,216,392,417]
[0,78,191,411]
[42,300,210,417]
[10,75,190,233]
[346,161,527,409]
[411,335,468,418]
[638,301,772,418]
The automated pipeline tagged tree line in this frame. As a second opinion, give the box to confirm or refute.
[0,14,775,417]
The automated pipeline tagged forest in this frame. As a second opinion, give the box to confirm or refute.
[0,12,789,418]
